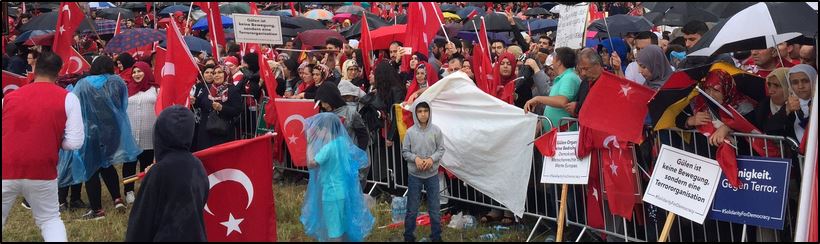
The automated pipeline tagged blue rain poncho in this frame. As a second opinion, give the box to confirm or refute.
[300,112,374,241]
[57,74,142,187]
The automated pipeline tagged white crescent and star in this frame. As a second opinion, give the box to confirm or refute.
[592,187,599,201]
[220,213,244,236]
[610,163,619,176]
[3,84,20,94]
[283,114,306,144]
[204,168,254,215]
[68,56,84,73]
[619,83,632,97]
[602,135,620,150]
[161,62,175,77]
[62,4,71,20]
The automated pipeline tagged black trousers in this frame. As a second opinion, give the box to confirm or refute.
[86,166,121,211]
[122,150,154,193]
[58,183,83,204]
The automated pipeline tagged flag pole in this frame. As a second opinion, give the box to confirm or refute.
[481,17,492,64]
[658,212,676,242]
[556,184,569,242]
[772,35,796,97]
[430,3,450,43]
[185,2,194,35]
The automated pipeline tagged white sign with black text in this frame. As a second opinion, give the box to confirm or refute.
[540,131,591,185]
[554,3,589,49]
[232,14,283,45]
[643,145,722,224]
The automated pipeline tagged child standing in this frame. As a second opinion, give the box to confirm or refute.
[300,113,374,242]
[401,102,445,242]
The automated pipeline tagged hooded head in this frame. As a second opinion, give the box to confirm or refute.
[153,105,196,161]
[413,101,432,128]
[315,82,346,111]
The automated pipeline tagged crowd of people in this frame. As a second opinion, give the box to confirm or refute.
[2,2,817,242]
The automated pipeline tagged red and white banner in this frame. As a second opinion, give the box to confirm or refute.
[274,99,318,167]
[194,134,277,242]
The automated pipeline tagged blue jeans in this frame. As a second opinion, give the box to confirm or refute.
[404,174,441,241]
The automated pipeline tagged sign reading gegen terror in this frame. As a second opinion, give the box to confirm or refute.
[709,156,791,230]
[232,14,283,45]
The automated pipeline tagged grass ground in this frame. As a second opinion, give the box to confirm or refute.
[2,170,536,242]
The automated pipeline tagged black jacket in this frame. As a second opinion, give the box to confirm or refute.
[125,106,209,242]
[194,84,242,150]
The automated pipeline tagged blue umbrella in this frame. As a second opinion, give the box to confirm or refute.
[456,31,512,45]
[525,19,558,34]
[159,5,193,16]
[161,36,212,55]
[192,15,233,31]
[457,6,483,19]
[105,28,165,54]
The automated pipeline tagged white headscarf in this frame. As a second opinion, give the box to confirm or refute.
[788,64,817,142]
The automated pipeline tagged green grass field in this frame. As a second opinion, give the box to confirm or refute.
[2,174,538,242]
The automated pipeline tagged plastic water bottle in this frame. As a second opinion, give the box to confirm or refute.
[463,215,476,229]
[391,196,407,223]
[493,225,511,231]
[479,233,499,241]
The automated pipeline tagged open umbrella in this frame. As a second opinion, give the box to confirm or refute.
[19,12,93,32]
[457,31,513,45]
[524,7,550,16]
[457,6,484,19]
[304,9,333,20]
[23,3,60,13]
[643,2,720,26]
[261,10,292,17]
[192,15,233,31]
[441,4,462,13]
[281,16,325,31]
[159,5,194,16]
[369,25,407,50]
[587,15,653,36]
[340,13,389,38]
[14,30,55,44]
[160,35,211,54]
[121,2,149,11]
[89,2,116,9]
[688,2,818,57]
[461,12,526,32]
[526,19,559,34]
[219,3,250,15]
[87,19,118,35]
[24,33,55,46]
[295,29,345,48]
[443,12,461,21]
[335,5,366,15]
[105,28,165,53]
[97,8,136,20]
[332,13,359,23]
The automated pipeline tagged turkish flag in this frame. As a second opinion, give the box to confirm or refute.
[194,134,277,242]
[60,47,90,76]
[586,153,605,230]
[114,12,124,36]
[716,143,741,187]
[155,21,199,115]
[577,125,637,220]
[126,43,155,60]
[401,2,444,72]
[2,70,30,96]
[274,99,318,167]
[359,15,374,80]
[289,2,298,17]
[197,2,226,60]
[579,71,654,144]
[53,2,85,75]
[533,128,557,157]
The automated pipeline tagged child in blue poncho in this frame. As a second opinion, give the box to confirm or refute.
[300,112,374,242]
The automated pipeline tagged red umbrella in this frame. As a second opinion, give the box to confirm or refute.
[332,13,359,23]
[370,25,406,50]
[295,29,346,48]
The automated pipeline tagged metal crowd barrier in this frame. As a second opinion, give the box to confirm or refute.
[248,99,805,242]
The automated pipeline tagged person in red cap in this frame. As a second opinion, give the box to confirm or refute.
[224,56,244,85]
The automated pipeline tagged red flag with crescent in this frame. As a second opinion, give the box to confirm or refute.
[274,99,318,167]
[194,134,277,241]
[53,2,85,75]
[155,21,199,115]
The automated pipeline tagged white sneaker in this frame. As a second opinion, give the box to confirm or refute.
[125,191,136,205]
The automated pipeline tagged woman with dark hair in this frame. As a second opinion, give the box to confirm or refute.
[116,53,136,84]
[68,55,142,220]
[193,64,243,150]
[237,53,262,138]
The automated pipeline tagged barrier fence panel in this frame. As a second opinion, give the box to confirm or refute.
[246,98,805,242]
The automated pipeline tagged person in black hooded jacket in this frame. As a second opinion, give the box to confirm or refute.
[125,105,209,242]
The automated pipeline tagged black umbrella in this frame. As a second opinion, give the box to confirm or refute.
[643,2,720,26]
[219,3,250,15]
[121,2,149,11]
[587,15,653,36]
[524,7,550,17]
[540,2,559,11]
[695,2,756,19]
[335,5,366,15]
[96,8,136,20]
[159,5,195,16]
[393,14,407,25]
[457,6,484,19]
[14,30,55,44]
[460,12,526,32]
[688,2,818,57]
[160,36,211,54]
[441,4,462,13]
[19,12,93,32]
[24,3,60,13]
[341,13,389,39]
[280,16,325,31]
